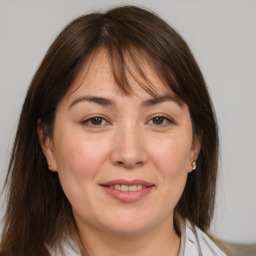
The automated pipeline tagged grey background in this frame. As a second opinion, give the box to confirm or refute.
[0,0,255,243]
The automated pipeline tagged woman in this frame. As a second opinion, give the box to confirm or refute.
[0,5,226,256]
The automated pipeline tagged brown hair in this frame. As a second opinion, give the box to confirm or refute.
[0,5,219,255]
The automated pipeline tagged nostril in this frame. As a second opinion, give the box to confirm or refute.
[115,160,144,169]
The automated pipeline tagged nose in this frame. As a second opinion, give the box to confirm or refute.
[110,125,148,169]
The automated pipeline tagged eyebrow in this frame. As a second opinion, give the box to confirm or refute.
[141,94,183,107]
[69,94,182,109]
[69,96,115,109]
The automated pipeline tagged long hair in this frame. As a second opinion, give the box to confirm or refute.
[0,5,218,255]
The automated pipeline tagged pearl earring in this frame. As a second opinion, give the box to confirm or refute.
[192,161,196,170]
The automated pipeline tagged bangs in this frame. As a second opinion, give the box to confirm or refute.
[79,44,180,99]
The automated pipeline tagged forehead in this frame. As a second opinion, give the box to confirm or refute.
[65,49,174,100]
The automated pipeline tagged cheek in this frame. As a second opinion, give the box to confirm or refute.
[150,135,192,176]
[149,136,191,203]
[53,132,108,177]
[52,131,110,203]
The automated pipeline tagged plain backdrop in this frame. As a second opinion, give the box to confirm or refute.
[0,0,255,243]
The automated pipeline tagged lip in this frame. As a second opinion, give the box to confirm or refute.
[101,179,154,187]
[100,179,155,203]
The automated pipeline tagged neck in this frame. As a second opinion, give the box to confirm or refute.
[76,215,181,256]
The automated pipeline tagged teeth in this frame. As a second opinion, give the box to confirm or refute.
[114,184,121,190]
[137,184,143,191]
[128,185,137,192]
[121,185,128,191]
[108,184,146,191]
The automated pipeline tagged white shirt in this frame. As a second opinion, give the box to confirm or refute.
[179,219,227,256]
[52,219,227,256]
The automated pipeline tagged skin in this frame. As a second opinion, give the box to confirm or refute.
[38,51,200,256]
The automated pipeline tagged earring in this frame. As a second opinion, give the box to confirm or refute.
[192,161,196,170]
[48,164,51,169]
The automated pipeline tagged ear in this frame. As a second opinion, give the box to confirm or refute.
[189,134,201,173]
[37,119,57,172]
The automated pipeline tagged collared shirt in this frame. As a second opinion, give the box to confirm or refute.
[179,219,227,256]
[52,219,227,256]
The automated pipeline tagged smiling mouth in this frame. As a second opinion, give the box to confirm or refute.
[100,180,155,202]
[101,184,154,192]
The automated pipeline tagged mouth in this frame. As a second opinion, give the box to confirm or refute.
[101,184,154,192]
[100,179,155,203]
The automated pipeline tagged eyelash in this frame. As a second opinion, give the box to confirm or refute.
[148,116,175,126]
[81,115,175,127]
[81,116,109,127]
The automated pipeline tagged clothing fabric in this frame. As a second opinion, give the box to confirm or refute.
[52,219,227,256]
[178,219,227,256]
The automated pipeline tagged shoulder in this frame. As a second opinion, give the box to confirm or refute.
[208,235,256,256]
[48,239,80,256]
[183,220,227,256]
[191,223,256,256]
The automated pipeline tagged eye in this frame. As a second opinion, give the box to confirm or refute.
[148,116,174,126]
[82,116,108,126]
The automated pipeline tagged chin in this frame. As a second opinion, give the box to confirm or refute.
[104,222,151,235]
[97,212,157,235]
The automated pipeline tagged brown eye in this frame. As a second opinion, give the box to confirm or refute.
[148,116,174,126]
[82,117,108,126]
[90,117,104,125]
[152,117,165,125]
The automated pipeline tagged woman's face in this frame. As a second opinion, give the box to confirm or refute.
[40,51,200,236]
